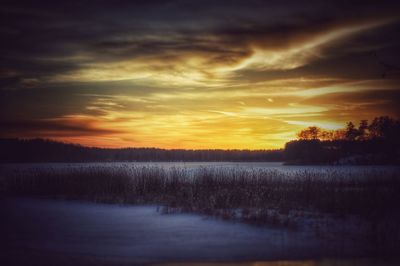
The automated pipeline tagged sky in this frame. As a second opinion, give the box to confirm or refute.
[1,0,400,149]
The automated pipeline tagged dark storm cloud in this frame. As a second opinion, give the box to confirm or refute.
[1,0,399,88]
[231,17,400,84]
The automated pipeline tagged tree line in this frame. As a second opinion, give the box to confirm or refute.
[0,138,283,163]
[296,116,400,142]
[1,116,398,164]
[285,116,400,164]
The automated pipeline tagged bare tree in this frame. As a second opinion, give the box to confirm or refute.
[371,52,400,78]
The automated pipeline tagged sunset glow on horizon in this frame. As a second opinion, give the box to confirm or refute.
[1,1,400,149]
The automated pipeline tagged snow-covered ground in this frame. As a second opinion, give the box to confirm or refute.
[1,197,390,265]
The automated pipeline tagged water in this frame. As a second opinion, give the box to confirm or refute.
[1,197,392,266]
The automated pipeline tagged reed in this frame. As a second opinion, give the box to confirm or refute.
[2,165,399,223]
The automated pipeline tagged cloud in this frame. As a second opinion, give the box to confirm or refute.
[0,116,120,138]
[1,0,400,148]
[3,0,399,87]
[302,88,400,118]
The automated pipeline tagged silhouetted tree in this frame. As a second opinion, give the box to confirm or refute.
[319,130,334,141]
[372,51,400,78]
[332,129,347,141]
[369,116,400,140]
[345,122,360,141]
[297,126,321,140]
[287,116,400,164]
[358,120,369,140]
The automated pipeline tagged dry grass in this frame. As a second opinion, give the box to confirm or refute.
[2,166,399,221]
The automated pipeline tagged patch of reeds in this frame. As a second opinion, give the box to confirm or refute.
[1,166,399,220]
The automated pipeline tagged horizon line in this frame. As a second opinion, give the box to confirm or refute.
[0,138,285,152]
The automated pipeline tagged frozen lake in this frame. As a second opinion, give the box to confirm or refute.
[1,162,399,265]
[1,197,393,266]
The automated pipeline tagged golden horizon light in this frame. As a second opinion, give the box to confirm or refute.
[1,1,399,149]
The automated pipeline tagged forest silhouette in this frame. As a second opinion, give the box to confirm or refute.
[286,116,400,164]
[0,116,399,164]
